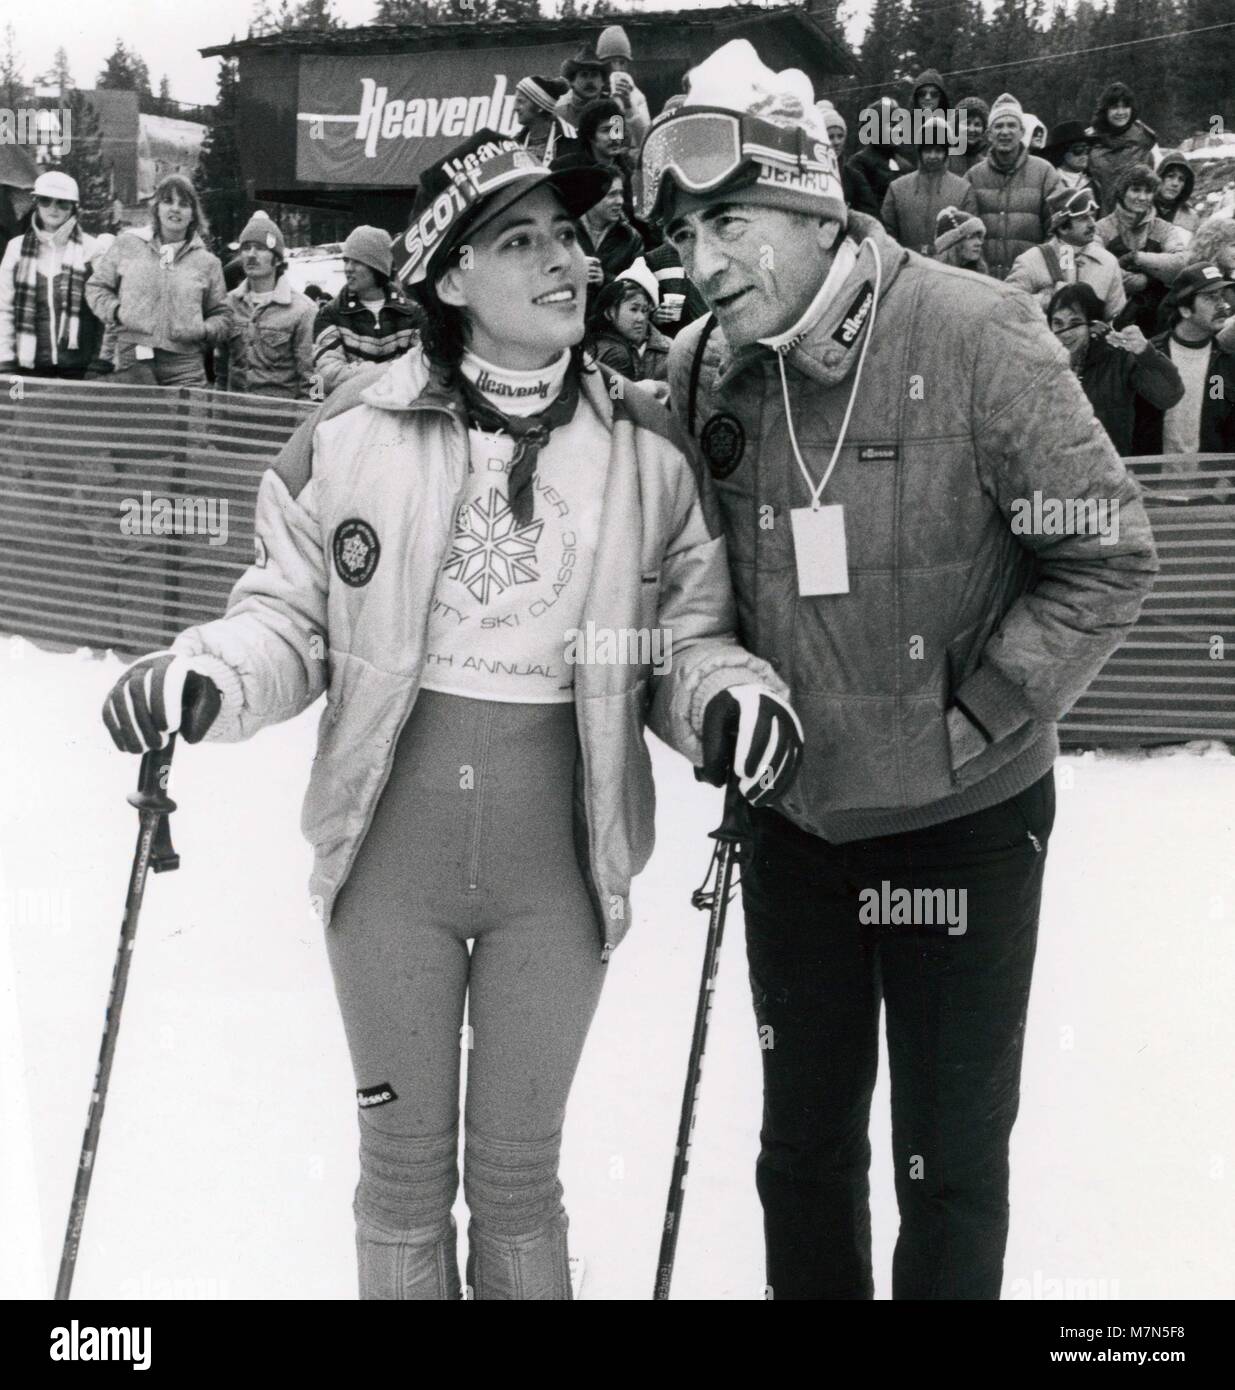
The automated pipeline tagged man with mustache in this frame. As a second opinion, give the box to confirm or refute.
[645,39,1157,1300]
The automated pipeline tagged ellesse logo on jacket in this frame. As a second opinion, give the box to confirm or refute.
[833,283,874,348]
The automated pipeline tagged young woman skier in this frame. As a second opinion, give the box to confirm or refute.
[100,130,803,1300]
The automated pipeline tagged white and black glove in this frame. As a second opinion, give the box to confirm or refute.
[102,652,222,753]
[699,684,804,808]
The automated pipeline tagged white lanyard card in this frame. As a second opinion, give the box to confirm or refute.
[790,504,849,596]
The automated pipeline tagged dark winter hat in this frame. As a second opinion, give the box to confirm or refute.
[1114,161,1160,203]
[516,75,568,118]
[1167,262,1235,309]
[561,43,613,81]
[1047,184,1099,232]
[237,211,285,257]
[955,96,989,122]
[1043,120,1094,162]
[395,129,610,288]
[910,68,949,110]
[934,205,984,255]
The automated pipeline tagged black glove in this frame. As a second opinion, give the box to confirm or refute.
[699,684,804,808]
[102,652,222,753]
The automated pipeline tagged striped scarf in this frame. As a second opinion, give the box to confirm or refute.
[12,219,89,369]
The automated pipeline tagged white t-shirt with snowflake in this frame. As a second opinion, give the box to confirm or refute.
[419,351,610,703]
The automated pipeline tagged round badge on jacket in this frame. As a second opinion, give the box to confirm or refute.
[700,413,746,479]
[333,518,381,587]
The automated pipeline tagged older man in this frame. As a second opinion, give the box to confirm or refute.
[643,39,1157,1301]
[967,92,1059,278]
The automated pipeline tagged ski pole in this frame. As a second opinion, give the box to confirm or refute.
[654,779,751,1301]
[55,735,180,1300]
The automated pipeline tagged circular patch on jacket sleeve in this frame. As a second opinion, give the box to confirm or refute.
[700,412,746,479]
[332,518,381,587]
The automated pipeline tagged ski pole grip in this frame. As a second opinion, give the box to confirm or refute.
[714,777,753,845]
[128,735,180,873]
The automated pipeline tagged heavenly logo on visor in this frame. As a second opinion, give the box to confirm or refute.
[833,283,874,348]
[400,141,535,281]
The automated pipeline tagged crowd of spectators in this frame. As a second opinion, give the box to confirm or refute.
[0,29,1231,456]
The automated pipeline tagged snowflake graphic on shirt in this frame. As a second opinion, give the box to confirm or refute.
[443,487,544,604]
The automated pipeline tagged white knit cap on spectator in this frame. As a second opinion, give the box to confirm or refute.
[616,256,659,306]
[988,92,1025,132]
[33,170,79,202]
[815,100,847,137]
[596,25,632,63]
[647,39,845,225]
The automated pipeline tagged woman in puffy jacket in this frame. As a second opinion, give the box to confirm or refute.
[100,131,802,1301]
[0,170,102,377]
[1086,81,1160,217]
[1096,164,1187,335]
[86,174,229,386]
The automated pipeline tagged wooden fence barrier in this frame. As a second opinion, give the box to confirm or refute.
[0,378,313,655]
[0,381,1231,747]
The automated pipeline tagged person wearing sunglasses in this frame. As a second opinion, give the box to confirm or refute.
[1047,281,1182,457]
[646,38,1157,1301]
[100,129,802,1300]
[1042,120,1097,195]
[0,170,103,378]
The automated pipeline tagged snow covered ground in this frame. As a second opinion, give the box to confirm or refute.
[2,634,1233,1300]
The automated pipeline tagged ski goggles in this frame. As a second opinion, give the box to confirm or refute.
[640,107,834,223]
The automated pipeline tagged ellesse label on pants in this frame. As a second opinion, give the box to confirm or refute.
[357,1083,398,1108]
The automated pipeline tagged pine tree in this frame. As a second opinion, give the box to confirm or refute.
[157,74,173,117]
[1095,0,1180,139]
[288,0,339,29]
[58,90,112,231]
[97,41,153,102]
[858,0,910,98]
[1176,0,1231,138]
[193,58,246,252]
[0,23,25,108]
[903,0,981,84]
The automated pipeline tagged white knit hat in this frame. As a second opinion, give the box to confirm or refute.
[815,99,847,137]
[596,25,632,63]
[32,170,79,203]
[987,92,1024,132]
[616,256,659,307]
[670,40,844,223]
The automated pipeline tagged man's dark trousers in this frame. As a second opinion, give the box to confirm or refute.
[742,771,1056,1300]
